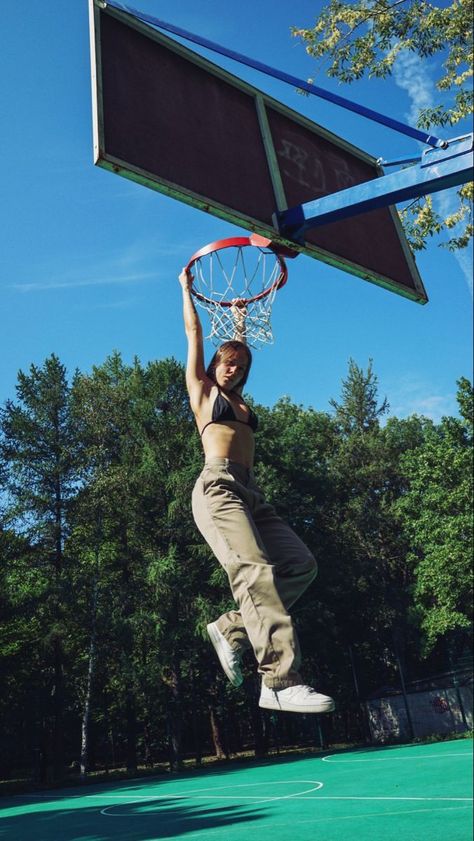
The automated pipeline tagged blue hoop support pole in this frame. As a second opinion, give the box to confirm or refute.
[104,0,447,150]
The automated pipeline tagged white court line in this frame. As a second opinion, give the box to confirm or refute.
[98,795,469,802]
[12,788,472,808]
[10,780,320,803]
[322,751,472,762]
[303,796,472,801]
[100,780,324,816]
[100,791,472,817]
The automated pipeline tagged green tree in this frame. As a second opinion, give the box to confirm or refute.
[330,358,389,434]
[396,377,473,652]
[254,397,341,697]
[0,526,40,778]
[292,0,473,251]
[70,354,221,772]
[0,355,81,780]
[325,360,416,698]
[71,352,165,773]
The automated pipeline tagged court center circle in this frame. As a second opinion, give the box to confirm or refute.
[101,779,324,817]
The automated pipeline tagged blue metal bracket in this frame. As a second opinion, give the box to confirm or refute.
[377,154,422,168]
[274,134,473,242]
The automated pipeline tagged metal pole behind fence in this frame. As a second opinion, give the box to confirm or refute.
[394,643,415,740]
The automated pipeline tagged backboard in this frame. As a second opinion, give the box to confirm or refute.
[89,0,428,304]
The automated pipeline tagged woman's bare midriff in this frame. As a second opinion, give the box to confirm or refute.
[200,423,255,468]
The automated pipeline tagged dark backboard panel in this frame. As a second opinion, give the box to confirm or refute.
[89,0,427,303]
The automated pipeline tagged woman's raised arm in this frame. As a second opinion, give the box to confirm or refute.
[178,268,209,409]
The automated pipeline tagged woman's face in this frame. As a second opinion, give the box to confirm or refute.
[215,348,249,391]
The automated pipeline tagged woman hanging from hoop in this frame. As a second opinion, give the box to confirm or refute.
[178,267,335,714]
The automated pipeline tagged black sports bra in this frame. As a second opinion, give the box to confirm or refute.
[200,388,258,437]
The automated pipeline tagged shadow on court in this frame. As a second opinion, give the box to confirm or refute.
[0,794,267,841]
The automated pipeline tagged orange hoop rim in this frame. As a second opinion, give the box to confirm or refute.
[185,234,289,307]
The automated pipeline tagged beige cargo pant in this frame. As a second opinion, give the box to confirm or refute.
[192,458,317,689]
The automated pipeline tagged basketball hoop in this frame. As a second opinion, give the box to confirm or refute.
[186,234,297,347]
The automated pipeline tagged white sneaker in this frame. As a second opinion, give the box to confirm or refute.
[259,682,335,714]
[207,622,243,687]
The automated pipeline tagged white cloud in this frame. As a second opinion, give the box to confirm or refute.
[393,50,435,126]
[451,244,474,296]
[393,49,473,295]
[434,187,473,296]
[387,375,458,422]
[8,236,195,294]
[11,271,156,293]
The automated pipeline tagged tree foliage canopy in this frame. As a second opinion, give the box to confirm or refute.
[0,353,472,781]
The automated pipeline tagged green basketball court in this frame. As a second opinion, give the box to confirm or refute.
[1,738,472,841]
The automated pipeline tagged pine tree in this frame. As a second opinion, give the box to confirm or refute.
[0,355,80,780]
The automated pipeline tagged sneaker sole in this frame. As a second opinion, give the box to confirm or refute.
[259,698,335,714]
[207,623,243,687]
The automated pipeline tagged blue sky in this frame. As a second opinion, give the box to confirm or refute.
[1,0,472,422]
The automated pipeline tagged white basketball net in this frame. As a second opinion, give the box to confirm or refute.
[190,242,286,348]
